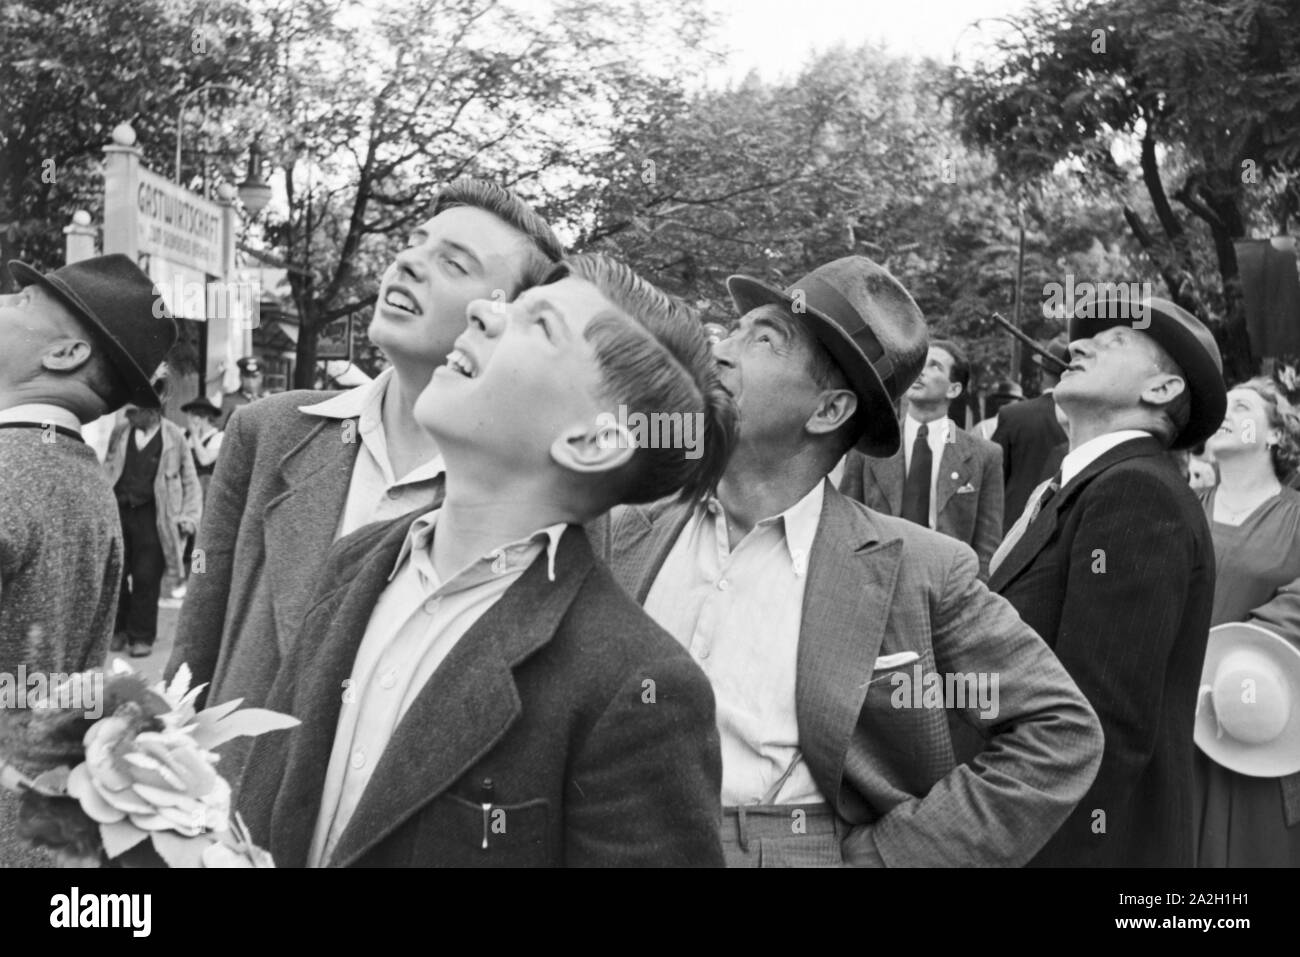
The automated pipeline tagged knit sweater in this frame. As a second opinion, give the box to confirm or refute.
[0,427,122,868]
[0,427,122,668]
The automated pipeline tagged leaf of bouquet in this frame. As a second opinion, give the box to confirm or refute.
[100,819,150,858]
[150,831,214,869]
[191,709,300,750]
[30,766,70,796]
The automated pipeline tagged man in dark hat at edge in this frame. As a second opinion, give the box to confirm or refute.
[0,254,177,866]
[220,356,263,428]
[596,255,1104,866]
[988,296,1226,866]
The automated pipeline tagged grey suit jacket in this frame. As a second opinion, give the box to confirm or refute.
[595,483,1104,867]
[839,427,1004,580]
[165,390,444,713]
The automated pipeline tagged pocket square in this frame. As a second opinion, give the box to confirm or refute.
[955,483,976,494]
[873,651,920,670]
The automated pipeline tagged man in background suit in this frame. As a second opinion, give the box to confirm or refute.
[840,339,1003,579]
[993,336,1069,532]
[989,297,1225,867]
[598,256,1103,867]
[167,179,564,719]
[239,254,733,867]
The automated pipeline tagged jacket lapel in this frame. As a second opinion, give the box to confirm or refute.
[267,517,412,867]
[796,488,903,812]
[988,434,1166,592]
[262,417,364,649]
[327,527,596,867]
[933,430,973,518]
[607,500,694,604]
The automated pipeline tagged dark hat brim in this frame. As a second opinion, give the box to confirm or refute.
[727,274,901,456]
[180,399,221,418]
[1068,302,1226,450]
[10,260,162,408]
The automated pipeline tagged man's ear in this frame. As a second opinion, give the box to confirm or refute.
[550,415,637,475]
[946,380,964,402]
[41,337,94,374]
[804,388,858,437]
[1142,373,1186,408]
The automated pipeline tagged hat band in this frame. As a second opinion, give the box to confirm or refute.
[792,275,895,389]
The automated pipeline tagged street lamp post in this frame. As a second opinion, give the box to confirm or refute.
[174,82,242,185]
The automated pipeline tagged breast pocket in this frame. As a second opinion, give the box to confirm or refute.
[419,792,552,867]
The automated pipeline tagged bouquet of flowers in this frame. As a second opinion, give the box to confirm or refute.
[0,660,298,867]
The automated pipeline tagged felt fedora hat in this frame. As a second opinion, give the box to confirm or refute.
[1067,296,1227,450]
[727,256,928,457]
[1194,621,1300,778]
[8,254,177,409]
[180,397,222,419]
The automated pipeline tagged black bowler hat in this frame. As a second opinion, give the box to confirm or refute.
[237,356,262,375]
[8,255,177,409]
[181,397,222,419]
[1068,296,1227,450]
[727,256,929,456]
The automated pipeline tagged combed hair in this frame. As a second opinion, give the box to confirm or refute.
[432,178,565,292]
[930,339,970,395]
[1239,376,1300,480]
[555,253,738,505]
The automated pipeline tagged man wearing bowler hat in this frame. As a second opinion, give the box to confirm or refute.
[220,356,264,427]
[988,295,1226,866]
[0,254,176,865]
[597,256,1104,866]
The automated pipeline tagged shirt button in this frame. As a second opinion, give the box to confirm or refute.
[379,670,397,689]
[490,553,509,574]
[716,579,729,591]
[386,488,401,500]
[423,597,440,614]
[350,749,366,770]
[697,646,711,660]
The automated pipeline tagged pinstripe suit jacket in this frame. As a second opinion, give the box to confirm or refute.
[989,436,1215,867]
[597,482,1104,867]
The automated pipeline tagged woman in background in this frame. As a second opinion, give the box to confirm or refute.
[1196,375,1300,866]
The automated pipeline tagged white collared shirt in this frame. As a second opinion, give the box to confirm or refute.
[308,509,567,867]
[902,414,952,528]
[299,367,446,539]
[0,403,82,434]
[643,479,827,807]
[1060,429,1152,486]
[132,424,161,450]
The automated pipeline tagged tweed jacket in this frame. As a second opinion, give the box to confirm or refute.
[839,425,1004,579]
[238,515,725,867]
[166,390,445,713]
[104,418,202,583]
[596,482,1104,867]
[989,435,1215,867]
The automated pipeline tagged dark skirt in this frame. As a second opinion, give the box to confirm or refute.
[1194,750,1300,867]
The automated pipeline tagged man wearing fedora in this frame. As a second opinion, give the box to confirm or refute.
[167,179,566,731]
[182,396,224,497]
[988,296,1225,867]
[992,335,1070,532]
[839,339,1005,579]
[597,256,1103,867]
[0,254,176,865]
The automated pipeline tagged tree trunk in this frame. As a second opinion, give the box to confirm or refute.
[294,306,320,390]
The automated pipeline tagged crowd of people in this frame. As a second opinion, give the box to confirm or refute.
[1,177,1297,868]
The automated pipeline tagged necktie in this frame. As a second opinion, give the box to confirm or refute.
[901,423,932,526]
[989,470,1062,577]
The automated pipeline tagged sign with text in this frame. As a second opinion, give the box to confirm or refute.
[136,167,224,276]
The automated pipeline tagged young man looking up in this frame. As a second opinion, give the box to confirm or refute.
[239,254,736,867]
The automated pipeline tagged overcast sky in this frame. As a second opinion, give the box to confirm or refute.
[705,0,1039,83]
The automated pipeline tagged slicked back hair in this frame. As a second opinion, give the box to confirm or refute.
[552,253,738,505]
[432,178,566,293]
